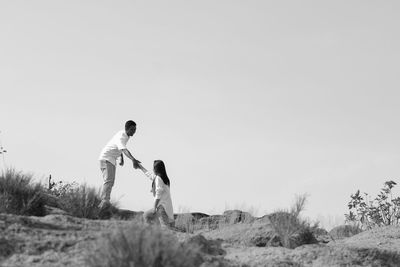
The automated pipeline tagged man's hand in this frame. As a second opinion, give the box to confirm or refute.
[133,159,141,169]
[119,154,124,166]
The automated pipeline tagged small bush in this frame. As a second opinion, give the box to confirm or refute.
[86,223,204,267]
[48,179,79,197]
[0,168,46,216]
[345,180,400,229]
[269,194,318,248]
[48,180,108,219]
[174,213,196,233]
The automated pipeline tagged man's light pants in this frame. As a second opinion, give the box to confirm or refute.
[99,160,116,209]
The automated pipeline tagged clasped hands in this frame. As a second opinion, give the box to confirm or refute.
[118,157,141,169]
[133,159,142,169]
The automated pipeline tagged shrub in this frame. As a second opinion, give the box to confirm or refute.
[269,194,319,248]
[174,213,195,233]
[0,168,117,219]
[86,223,204,267]
[345,180,400,229]
[0,168,46,216]
[48,179,79,197]
[48,180,108,219]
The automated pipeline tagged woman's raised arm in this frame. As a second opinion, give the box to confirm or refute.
[138,163,157,181]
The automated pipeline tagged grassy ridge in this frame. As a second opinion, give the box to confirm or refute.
[0,168,113,219]
[0,169,46,216]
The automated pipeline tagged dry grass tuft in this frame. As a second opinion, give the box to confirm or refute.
[52,182,106,219]
[0,168,117,219]
[86,223,204,267]
[48,178,120,219]
[174,213,196,233]
[0,168,46,216]
[269,194,319,248]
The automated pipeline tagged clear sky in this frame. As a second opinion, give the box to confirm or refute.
[1,1,399,229]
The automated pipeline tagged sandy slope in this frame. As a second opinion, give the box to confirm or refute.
[0,214,132,267]
[1,213,400,267]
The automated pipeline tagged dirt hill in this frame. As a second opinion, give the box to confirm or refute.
[1,212,399,267]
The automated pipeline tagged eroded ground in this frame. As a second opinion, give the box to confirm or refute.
[1,213,400,267]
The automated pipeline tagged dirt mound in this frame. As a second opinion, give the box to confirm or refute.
[223,226,400,267]
[0,213,132,267]
[1,212,400,266]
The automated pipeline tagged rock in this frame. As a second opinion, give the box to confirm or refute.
[183,234,226,256]
[268,211,298,225]
[175,211,255,233]
[173,212,211,232]
[254,214,271,224]
[223,210,254,224]
[289,229,318,249]
[201,221,280,247]
[174,212,209,220]
[181,235,239,267]
[199,215,227,230]
[313,228,332,243]
[0,237,15,258]
[329,224,363,240]
[201,211,320,249]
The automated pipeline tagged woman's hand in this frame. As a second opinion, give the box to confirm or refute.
[154,199,160,213]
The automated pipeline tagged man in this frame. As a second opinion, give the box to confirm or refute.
[98,120,141,210]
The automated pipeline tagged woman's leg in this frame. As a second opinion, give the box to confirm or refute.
[156,205,172,229]
[143,209,158,225]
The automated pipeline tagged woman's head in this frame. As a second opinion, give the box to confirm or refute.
[153,160,170,187]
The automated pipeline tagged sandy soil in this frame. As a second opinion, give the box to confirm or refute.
[1,213,400,267]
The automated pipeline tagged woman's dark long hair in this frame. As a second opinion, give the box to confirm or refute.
[153,160,170,187]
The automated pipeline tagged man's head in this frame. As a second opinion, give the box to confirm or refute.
[125,120,136,136]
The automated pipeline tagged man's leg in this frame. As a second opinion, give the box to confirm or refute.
[99,160,116,209]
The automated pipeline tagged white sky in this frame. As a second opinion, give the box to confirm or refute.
[1,1,399,229]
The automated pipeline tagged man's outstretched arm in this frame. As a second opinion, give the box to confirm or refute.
[121,149,141,168]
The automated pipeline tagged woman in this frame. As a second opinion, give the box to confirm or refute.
[138,160,174,229]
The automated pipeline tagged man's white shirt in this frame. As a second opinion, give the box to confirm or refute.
[99,130,130,166]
